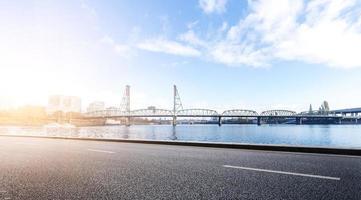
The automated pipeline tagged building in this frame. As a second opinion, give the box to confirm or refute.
[87,101,105,113]
[47,95,81,114]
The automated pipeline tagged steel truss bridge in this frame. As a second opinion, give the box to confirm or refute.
[83,85,359,126]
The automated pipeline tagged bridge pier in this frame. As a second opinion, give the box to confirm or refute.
[56,112,62,124]
[257,117,261,126]
[296,117,302,125]
[68,112,73,124]
[218,116,222,126]
[172,116,177,126]
[126,117,131,126]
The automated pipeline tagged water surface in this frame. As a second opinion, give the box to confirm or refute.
[1,125,361,148]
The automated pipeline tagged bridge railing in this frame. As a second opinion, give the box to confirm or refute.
[261,110,297,116]
[85,109,129,117]
[130,108,173,116]
[222,109,258,117]
[176,109,219,117]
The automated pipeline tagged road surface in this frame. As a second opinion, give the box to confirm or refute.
[0,136,360,199]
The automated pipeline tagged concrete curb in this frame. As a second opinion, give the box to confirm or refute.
[1,134,361,156]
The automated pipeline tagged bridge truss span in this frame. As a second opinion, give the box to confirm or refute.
[261,110,297,116]
[130,108,173,117]
[86,109,128,117]
[222,109,258,117]
[176,109,219,117]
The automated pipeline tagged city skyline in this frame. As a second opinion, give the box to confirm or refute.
[1,0,361,111]
[0,87,337,114]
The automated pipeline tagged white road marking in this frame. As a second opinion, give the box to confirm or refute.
[87,149,115,154]
[223,165,340,181]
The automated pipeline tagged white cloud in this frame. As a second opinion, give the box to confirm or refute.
[80,0,98,18]
[187,0,361,68]
[114,44,132,55]
[178,30,207,47]
[219,22,228,32]
[212,0,361,68]
[199,0,228,14]
[187,20,199,29]
[100,0,361,69]
[273,0,361,68]
[99,35,116,46]
[210,42,269,67]
[100,35,133,58]
[137,38,201,57]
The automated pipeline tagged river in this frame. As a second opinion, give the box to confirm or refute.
[1,124,361,148]
[0,125,361,148]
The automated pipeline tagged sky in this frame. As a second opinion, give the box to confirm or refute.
[1,0,361,112]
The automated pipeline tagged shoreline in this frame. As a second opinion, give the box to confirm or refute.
[1,134,361,156]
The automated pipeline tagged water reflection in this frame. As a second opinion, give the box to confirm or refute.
[0,124,361,148]
[170,126,177,140]
[122,126,129,139]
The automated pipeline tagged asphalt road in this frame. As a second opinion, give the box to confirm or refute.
[0,136,361,200]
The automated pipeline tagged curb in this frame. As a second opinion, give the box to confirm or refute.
[1,134,361,156]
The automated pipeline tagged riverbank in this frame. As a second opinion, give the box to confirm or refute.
[1,134,361,156]
[1,124,361,149]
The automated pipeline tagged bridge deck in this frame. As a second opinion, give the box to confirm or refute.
[80,115,354,119]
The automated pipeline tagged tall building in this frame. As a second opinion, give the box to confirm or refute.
[47,95,82,114]
[87,101,105,113]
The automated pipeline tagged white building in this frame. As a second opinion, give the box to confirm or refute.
[87,101,105,113]
[47,95,82,114]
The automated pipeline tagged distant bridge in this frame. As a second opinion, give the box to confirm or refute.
[80,85,360,126]
[331,108,361,116]
[85,107,350,126]
[86,108,333,118]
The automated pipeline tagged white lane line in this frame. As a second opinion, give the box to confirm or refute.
[87,149,115,154]
[223,165,340,181]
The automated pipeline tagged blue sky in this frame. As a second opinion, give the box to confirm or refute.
[1,0,361,112]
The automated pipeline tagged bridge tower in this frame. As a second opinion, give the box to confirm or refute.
[120,85,131,126]
[173,85,183,126]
